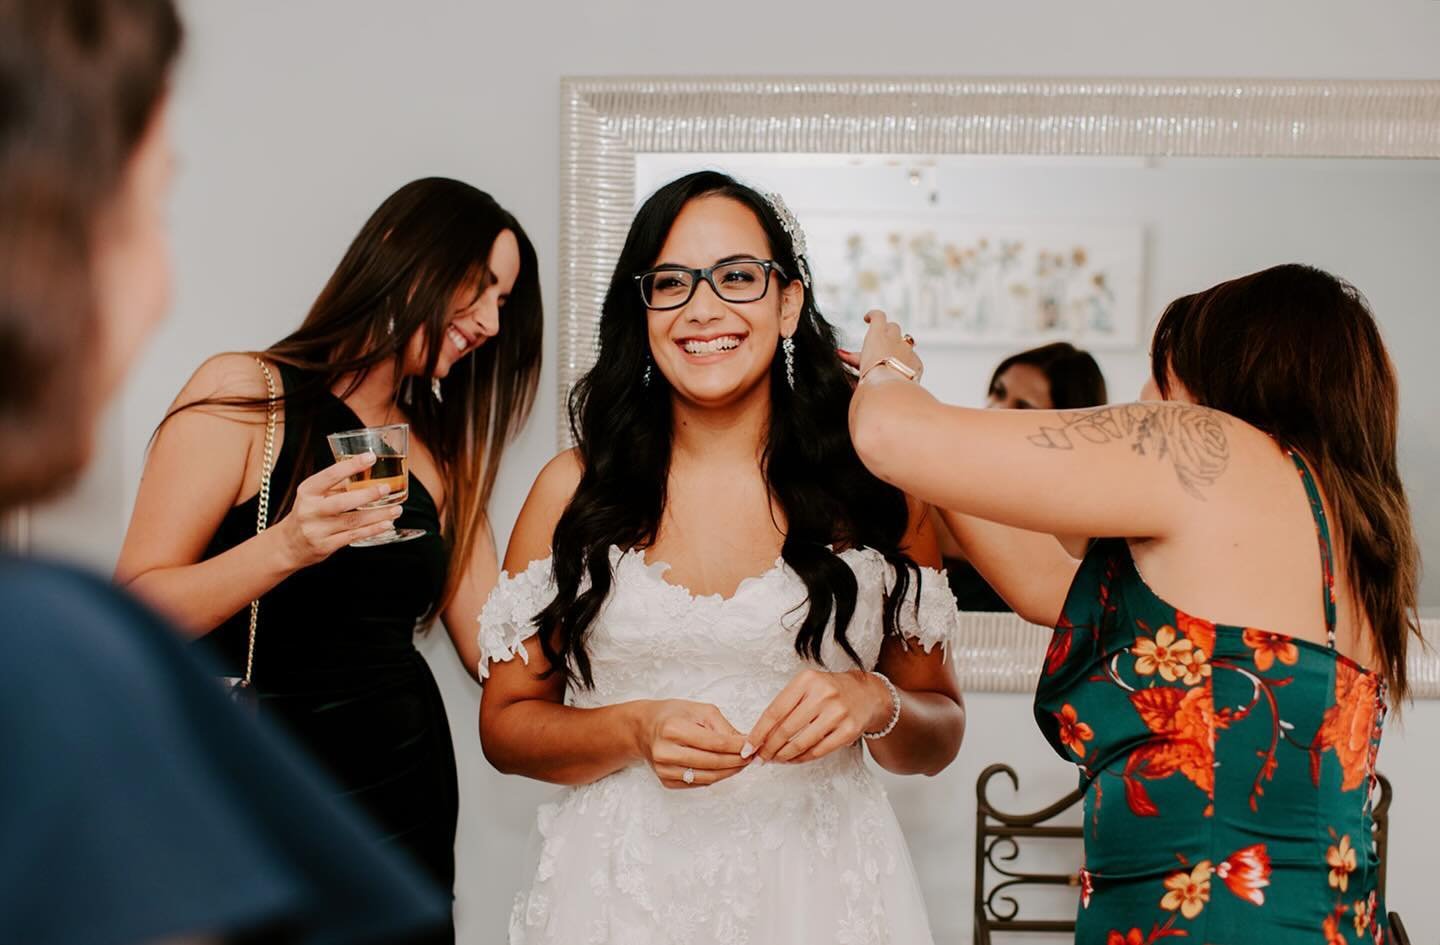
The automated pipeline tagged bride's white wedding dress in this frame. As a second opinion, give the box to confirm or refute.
[478,545,960,945]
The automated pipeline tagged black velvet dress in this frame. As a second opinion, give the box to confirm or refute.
[199,364,458,942]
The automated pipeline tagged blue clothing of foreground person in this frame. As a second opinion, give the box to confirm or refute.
[0,553,448,945]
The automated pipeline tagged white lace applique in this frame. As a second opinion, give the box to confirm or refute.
[476,556,558,680]
[493,545,945,944]
[897,563,963,657]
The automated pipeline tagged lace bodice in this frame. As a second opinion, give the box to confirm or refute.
[479,545,958,727]
[477,547,958,945]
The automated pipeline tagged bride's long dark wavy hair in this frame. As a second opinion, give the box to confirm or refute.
[536,171,920,688]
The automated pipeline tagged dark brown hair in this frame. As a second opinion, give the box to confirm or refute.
[988,341,1108,409]
[1151,263,1421,701]
[541,171,918,688]
[0,0,181,509]
[170,177,543,612]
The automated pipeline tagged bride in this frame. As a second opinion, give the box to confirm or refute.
[477,171,965,944]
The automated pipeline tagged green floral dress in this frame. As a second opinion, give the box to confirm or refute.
[1034,449,1388,945]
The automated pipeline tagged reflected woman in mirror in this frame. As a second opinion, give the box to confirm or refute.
[939,341,1108,610]
[986,341,1108,412]
[846,266,1419,943]
[478,171,965,944]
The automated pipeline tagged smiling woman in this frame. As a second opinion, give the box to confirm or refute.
[638,195,805,409]
[476,171,966,944]
[113,176,543,940]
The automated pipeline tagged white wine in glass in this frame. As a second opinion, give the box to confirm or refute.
[326,423,425,547]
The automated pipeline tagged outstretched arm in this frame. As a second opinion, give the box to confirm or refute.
[847,312,1234,541]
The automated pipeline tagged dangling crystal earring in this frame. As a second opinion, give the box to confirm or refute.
[431,377,443,403]
[387,316,396,337]
[782,337,796,390]
[642,361,652,388]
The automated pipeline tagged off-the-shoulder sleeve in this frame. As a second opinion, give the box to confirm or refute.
[476,556,557,680]
[894,565,963,655]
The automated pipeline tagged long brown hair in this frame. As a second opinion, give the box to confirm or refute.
[1151,263,1421,701]
[172,177,542,610]
[0,0,181,510]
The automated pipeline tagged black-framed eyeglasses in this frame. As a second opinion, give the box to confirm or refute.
[633,258,790,311]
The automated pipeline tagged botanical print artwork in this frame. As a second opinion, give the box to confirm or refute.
[805,216,1144,348]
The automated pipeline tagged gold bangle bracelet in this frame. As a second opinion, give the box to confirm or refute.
[858,357,918,385]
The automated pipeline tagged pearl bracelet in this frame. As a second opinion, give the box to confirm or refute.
[862,671,902,740]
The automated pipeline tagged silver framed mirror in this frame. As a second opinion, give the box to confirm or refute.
[559,76,1440,694]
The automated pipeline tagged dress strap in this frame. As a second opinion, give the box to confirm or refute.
[1286,447,1339,648]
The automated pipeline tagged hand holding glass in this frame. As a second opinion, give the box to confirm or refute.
[325,423,425,547]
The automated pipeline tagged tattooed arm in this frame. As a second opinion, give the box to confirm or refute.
[853,378,1232,538]
[1024,403,1231,501]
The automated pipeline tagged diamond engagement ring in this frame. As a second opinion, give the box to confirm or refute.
[682,767,696,785]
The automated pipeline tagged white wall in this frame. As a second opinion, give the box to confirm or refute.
[24,1,1440,941]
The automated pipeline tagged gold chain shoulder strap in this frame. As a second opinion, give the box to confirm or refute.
[241,357,279,689]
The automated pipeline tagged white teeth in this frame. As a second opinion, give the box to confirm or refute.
[449,328,467,352]
[682,336,742,355]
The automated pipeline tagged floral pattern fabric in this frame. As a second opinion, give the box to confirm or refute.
[1035,451,1388,944]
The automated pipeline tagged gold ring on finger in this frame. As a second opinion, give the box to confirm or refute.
[903,334,916,346]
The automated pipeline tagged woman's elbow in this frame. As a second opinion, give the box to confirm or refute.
[850,397,902,482]
[480,732,523,776]
[478,706,522,775]
[924,702,966,777]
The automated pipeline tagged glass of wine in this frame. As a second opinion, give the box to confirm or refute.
[326,423,425,547]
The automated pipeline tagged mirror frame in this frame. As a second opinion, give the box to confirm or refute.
[558,76,1440,694]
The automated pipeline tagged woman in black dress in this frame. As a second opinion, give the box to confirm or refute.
[117,177,543,940]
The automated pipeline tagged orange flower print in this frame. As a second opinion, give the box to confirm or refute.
[1132,626,1193,681]
[1160,860,1212,919]
[1079,867,1093,908]
[1107,931,1144,945]
[1214,844,1271,905]
[1175,611,1216,658]
[1055,703,1094,759]
[1242,628,1300,672]
[1045,616,1075,676]
[1323,905,1348,945]
[1327,834,1357,891]
[1127,683,1216,800]
[1174,646,1212,686]
[1354,896,1372,936]
[1319,661,1381,791]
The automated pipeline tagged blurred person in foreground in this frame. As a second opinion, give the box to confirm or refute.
[0,1,447,942]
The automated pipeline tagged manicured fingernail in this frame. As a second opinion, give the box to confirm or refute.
[376,483,392,495]
[361,451,377,464]
[390,506,403,517]
[741,742,755,759]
